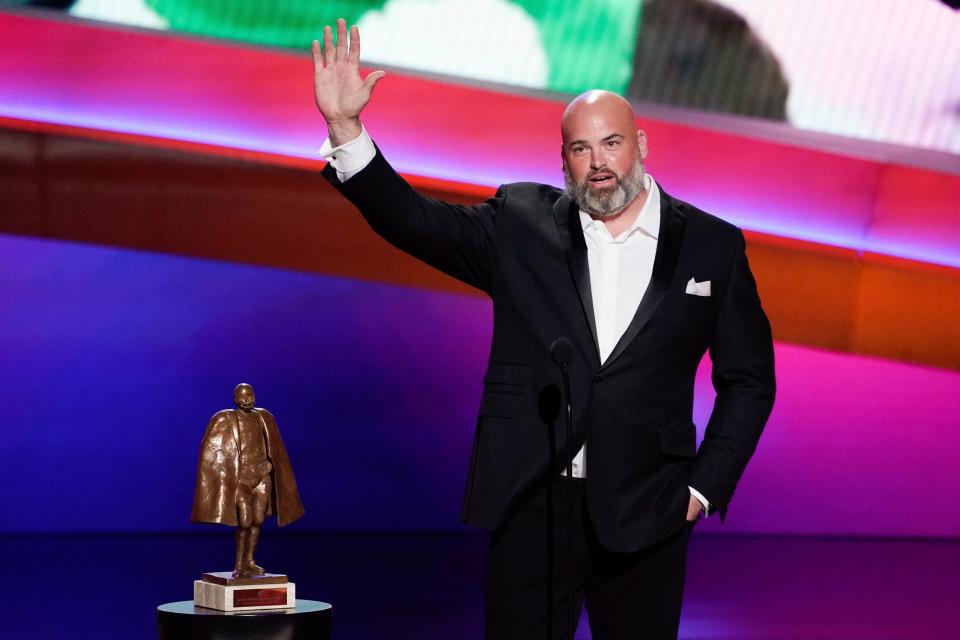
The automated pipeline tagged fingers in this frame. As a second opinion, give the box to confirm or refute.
[311,39,322,69]
[322,25,334,67]
[335,18,347,62]
[347,24,360,65]
[319,20,359,67]
[362,69,386,96]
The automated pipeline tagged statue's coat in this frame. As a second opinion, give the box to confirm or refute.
[191,408,305,527]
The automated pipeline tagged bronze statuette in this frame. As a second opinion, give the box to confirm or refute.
[191,383,304,578]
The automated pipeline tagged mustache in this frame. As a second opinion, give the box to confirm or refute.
[587,169,617,180]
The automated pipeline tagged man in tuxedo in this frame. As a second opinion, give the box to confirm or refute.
[312,20,775,640]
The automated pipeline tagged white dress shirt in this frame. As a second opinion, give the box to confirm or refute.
[321,128,709,516]
[564,175,660,478]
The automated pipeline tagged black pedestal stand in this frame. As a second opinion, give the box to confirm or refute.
[157,599,332,639]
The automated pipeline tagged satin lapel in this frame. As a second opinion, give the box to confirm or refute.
[601,194,687,369]
[553,194,600,364]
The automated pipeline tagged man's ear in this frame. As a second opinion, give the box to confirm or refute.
[636,129,649,160]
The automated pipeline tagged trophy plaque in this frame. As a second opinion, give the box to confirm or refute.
[194,572,296,612]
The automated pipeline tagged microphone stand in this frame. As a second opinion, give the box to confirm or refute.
[559,358,574,640]
[550,337,576,640]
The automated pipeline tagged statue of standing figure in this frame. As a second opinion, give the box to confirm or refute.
[191,384,305,578]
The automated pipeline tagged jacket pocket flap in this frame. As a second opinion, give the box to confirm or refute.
[658,426,696,459]
[479,392,523,418]
[483,363,529,386]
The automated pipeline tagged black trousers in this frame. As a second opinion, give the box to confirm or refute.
[485,478,695,640]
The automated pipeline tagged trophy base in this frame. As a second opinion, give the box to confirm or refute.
[194,572,295,611]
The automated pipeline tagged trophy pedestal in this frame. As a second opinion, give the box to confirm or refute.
[194,571,294,611]
[157,599,332,640]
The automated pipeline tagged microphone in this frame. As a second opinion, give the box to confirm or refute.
[549,336,576,640]
[550,337,574,368]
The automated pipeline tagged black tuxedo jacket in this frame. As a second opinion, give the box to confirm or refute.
[323,149,775,553]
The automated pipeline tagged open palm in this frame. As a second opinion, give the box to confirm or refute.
[312,19,385,129]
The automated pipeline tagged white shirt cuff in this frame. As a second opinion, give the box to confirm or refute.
[319,126,376,182]
[688,486,710,517]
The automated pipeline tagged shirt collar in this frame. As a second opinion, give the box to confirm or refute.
[578,173,660,240]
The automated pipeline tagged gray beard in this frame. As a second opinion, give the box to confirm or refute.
[564,159,647,218]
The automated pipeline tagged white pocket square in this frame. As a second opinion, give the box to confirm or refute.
[685,278,711,297]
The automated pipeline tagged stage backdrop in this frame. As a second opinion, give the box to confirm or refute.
[2,232,958,539]
[6,0,957,151]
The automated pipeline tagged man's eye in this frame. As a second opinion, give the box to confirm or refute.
[607,140,619,147]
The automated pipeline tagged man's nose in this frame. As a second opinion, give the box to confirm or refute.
[589,149,606,170]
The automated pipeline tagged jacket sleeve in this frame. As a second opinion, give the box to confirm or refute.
[690,230,776,521]
[321,146,504,295]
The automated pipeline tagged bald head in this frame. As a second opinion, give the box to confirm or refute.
[561,90,637,144]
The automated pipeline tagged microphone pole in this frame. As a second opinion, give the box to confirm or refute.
[550,337,575,640]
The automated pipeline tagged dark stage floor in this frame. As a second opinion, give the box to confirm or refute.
[4,531,956,639]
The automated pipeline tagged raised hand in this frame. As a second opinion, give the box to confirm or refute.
[312,19,385,145]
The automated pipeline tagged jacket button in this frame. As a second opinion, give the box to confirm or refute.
[593,373,605,383]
